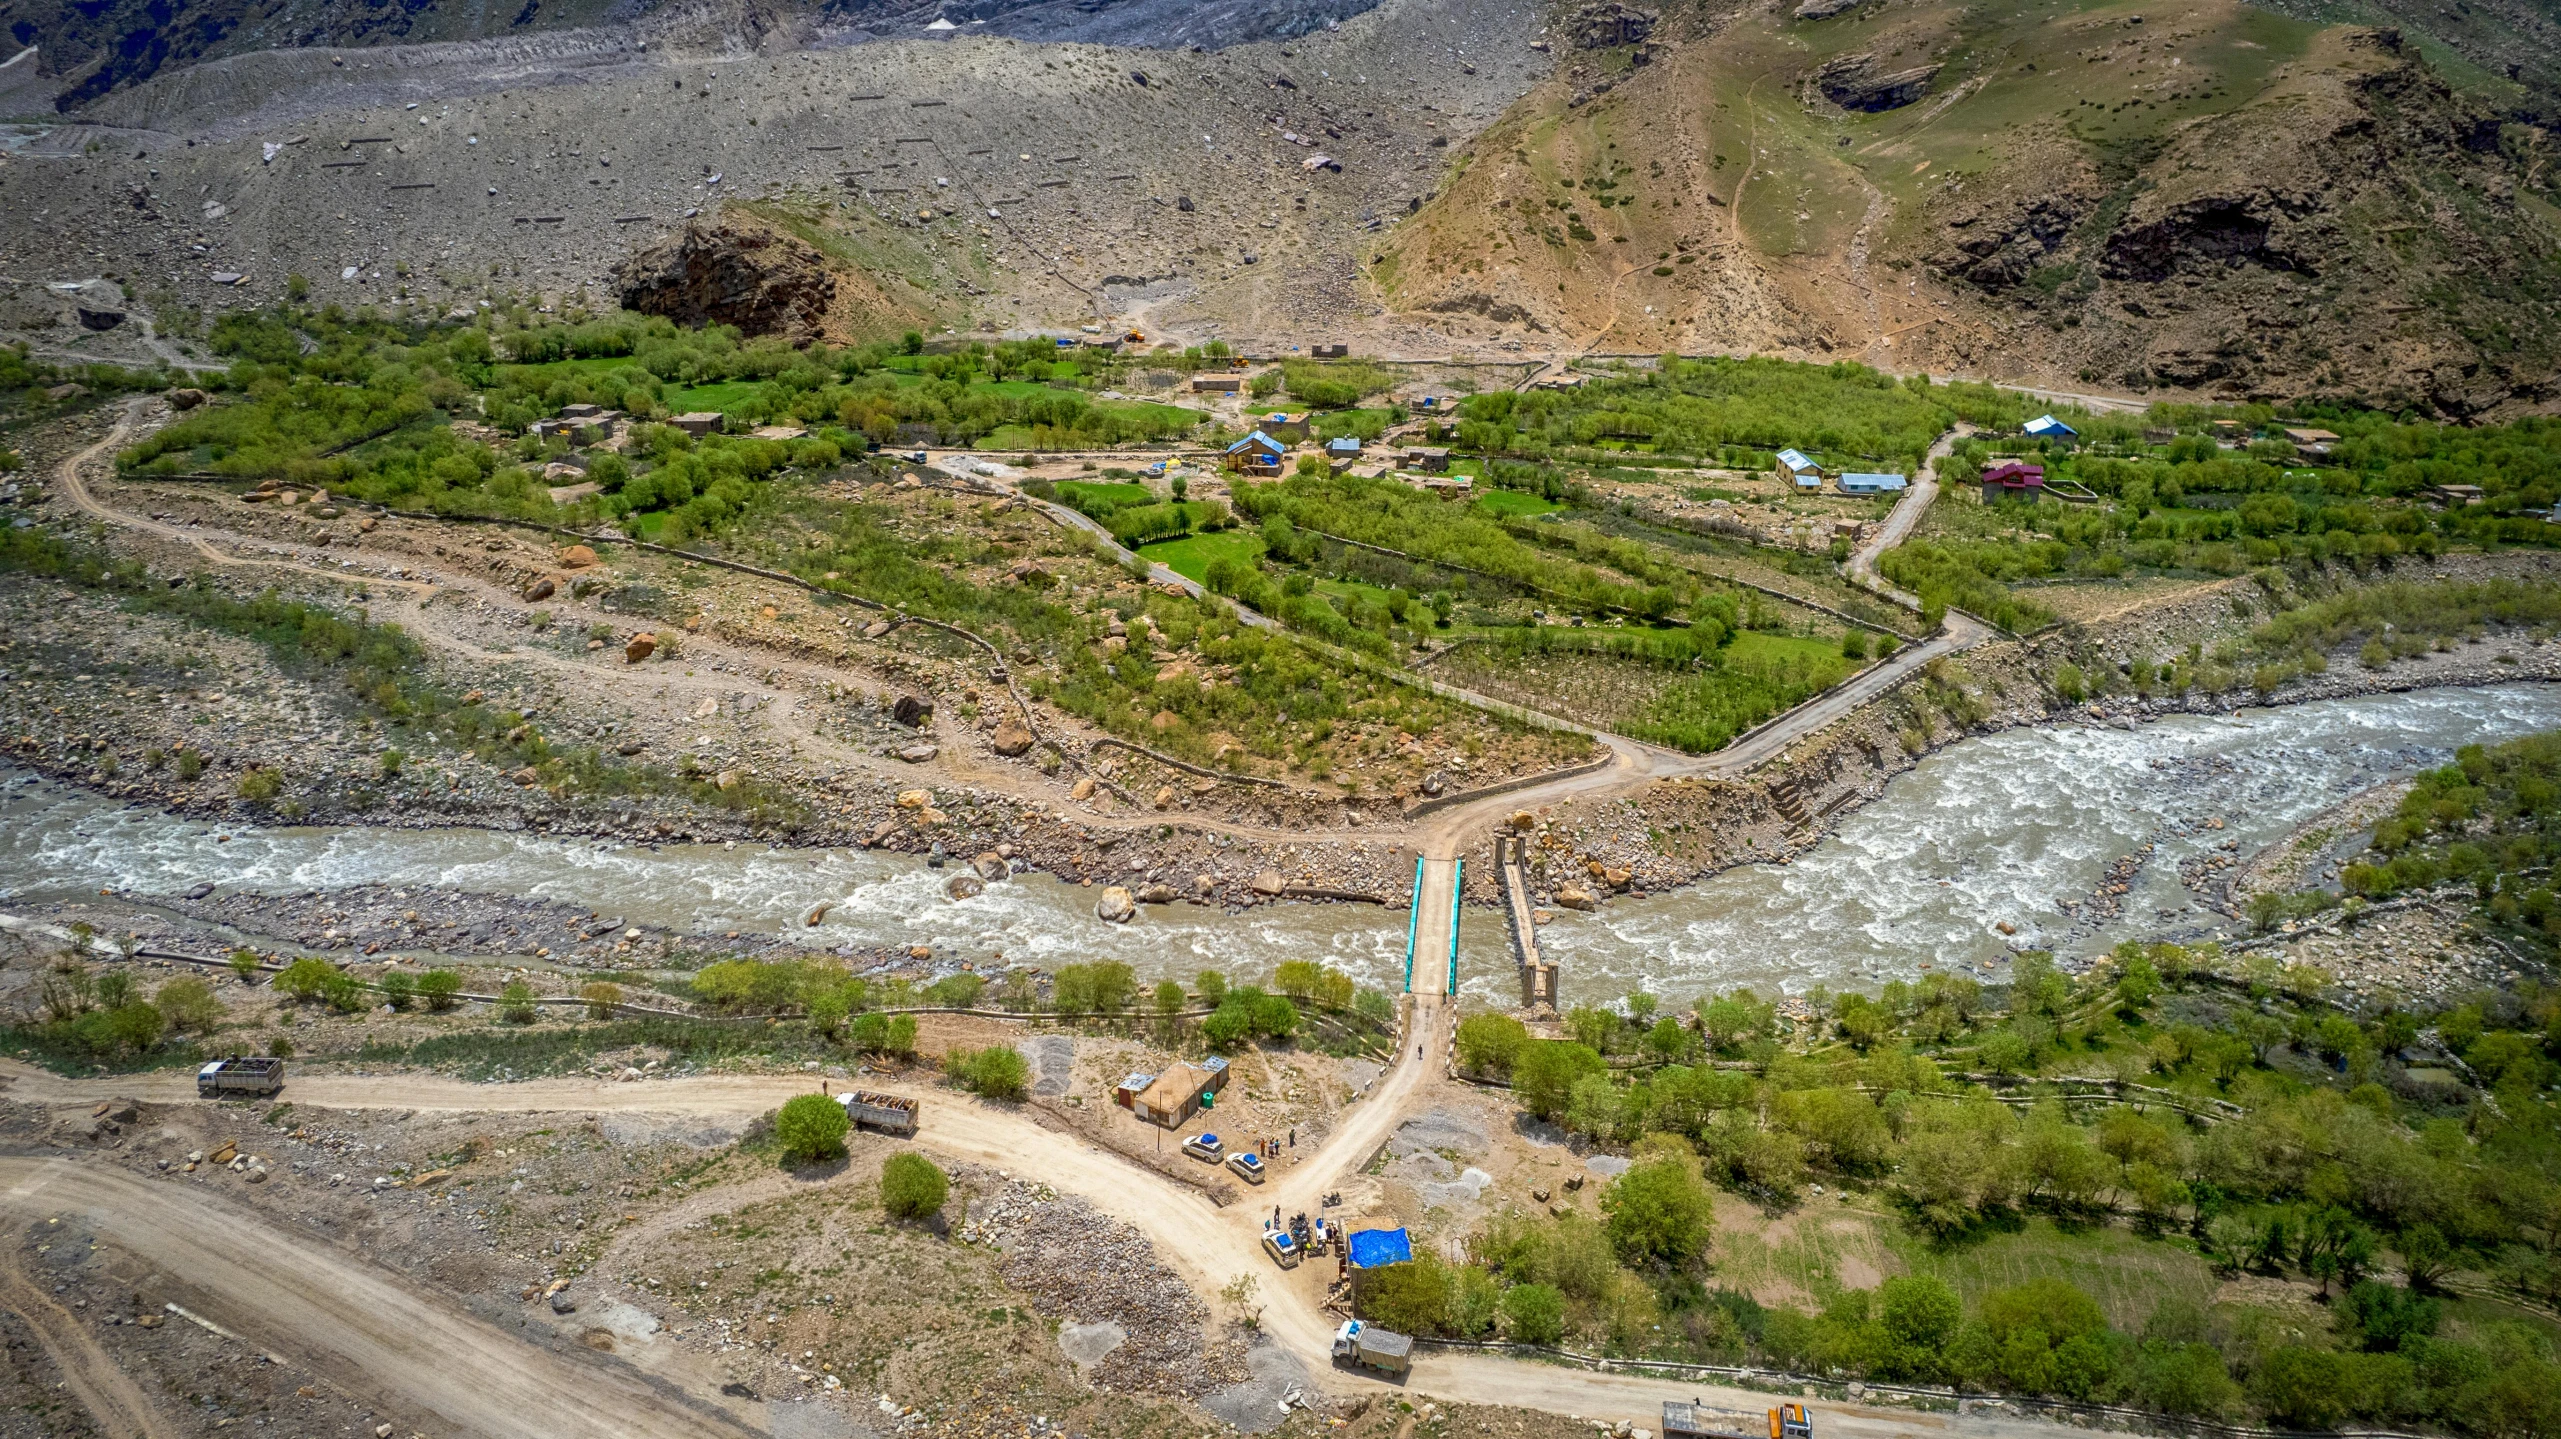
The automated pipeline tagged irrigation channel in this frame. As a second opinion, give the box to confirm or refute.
[6,684,2558,1007]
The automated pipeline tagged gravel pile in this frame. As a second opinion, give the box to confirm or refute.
[956,1176,1237,1397]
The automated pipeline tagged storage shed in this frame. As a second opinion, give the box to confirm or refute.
[1126,1057,1231,1126]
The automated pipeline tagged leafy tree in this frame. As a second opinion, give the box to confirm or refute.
[1359,1255,1453,1336]
[1514,1041,1605,1122]
[580,982,622,1019]
[228,948,263,984]
[1878,1275,1963,1375]
[1456,1013,1531,1075]
[1154,979,1187,1018]
[880,1151,948,1218]
[379,971,416,1011]
[1602,1158,1716,1269]
[774,1093,850,1166]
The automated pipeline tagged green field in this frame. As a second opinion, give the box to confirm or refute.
[1057,480,1155,509]
[1475,489,1564,518]
[662,381,768,414]
[1138,531,1264,584]
[1885,1217,2219,1334]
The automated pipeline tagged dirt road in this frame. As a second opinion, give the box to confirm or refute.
[1846,427,1961,606]
[0,1155,767,1439]
[4,1060,2102,1439]
[0,1243,178,1439]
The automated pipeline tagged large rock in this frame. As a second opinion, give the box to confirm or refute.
[167,387,208,410]
[946,873,986,900]
[1136,883,1177,905]
[1555,885,1599,911]
[1565,0,1655,48]
[1816,54,1941,111]
[893,695,935,728]
[1251,869,1287,896]
[520,576,555,602]
[1095,886,1137,922]
[990,722,1036,757]
[623,633,656,664]
[610,221,836,342]
[973,852,1010,882]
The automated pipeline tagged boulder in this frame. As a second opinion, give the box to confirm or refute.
[805,902,832,927]
[1095,886,1137,922]
[521,576,556,602]
[897,744,940,763]
[549,1290,578,1314]
[1603,867,1632,890]
[897,789,933,809]
[1251,869,1287,896]
[1149,709,1180,731]
[990,722,1036,757]
[609,219,836,342]
[1193,873,1218,899]
[623,633,657,664]
[893,695,934,728]
[1555,885,1599,911]
[1153,785,1176,809]
[167,387,209,410]
[1510,810,1537,832]
[1070,776,1097,801]
[864,819,899,848]
[1815,54,1941,111]
[1137,883,1177,905]
[973,852,1010,882]
[946,873,985,900]
[1420,772,1447,797]
[77,306,125,331]
[557,545,599,569]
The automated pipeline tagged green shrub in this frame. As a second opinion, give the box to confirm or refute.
[274,957,340,1003]
[322,970,369,1014]
[580,981,623,1019]
[228,948,263,983]
[947,1044,1031,1099]
[774,1093,850,1166]
[498,980,537,1024]
[880,1151,949,1219]
[418,970,462,1010]
[1501,1283,1565,1345]
[155,976,223,1034]
[235,766,282,803]
[379,971,416,1011]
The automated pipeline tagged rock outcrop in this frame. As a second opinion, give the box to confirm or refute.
[1815,54,1940,111]
[611,221,835,342]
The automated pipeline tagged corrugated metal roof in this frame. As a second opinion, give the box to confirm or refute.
[1776,448,1818,472]
[1227,429,1285,454]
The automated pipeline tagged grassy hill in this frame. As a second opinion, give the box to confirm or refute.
[1378,0,2561,413]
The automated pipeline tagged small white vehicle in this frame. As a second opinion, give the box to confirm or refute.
[1226,1151,1266,1184]
[1181,1132,1223,1162]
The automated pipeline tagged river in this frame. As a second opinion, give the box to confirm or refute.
[5,684,2556,1007]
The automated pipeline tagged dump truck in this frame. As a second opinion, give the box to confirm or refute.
[835,1090,919,1137]
[197,1056,284,1098]
[1661,1402,1813,1439]
[1330,1320,1412,1379]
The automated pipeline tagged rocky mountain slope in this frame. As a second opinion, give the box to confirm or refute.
[4,0,1388,113]
[1374,0,2561,411]
[0,0,1545,350]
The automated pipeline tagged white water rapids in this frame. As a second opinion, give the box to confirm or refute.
[5,684,2556,1007]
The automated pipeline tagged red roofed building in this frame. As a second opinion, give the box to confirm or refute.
[1981,460,2046,505]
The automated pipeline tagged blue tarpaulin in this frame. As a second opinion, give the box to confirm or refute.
[1347,1228,1413,1270]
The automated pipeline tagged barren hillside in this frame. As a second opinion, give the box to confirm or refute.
[0,0,1547,352]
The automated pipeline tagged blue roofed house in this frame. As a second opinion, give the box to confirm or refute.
[1347,1227,1413,1294]
[2022,414,2078,441]
[1225,429,1288,476]
[1774,448,1825,490]
[1838,472,1908,495]
[1326,435,1363,457]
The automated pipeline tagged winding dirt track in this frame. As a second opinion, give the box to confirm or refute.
[5,394,2052,1439]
